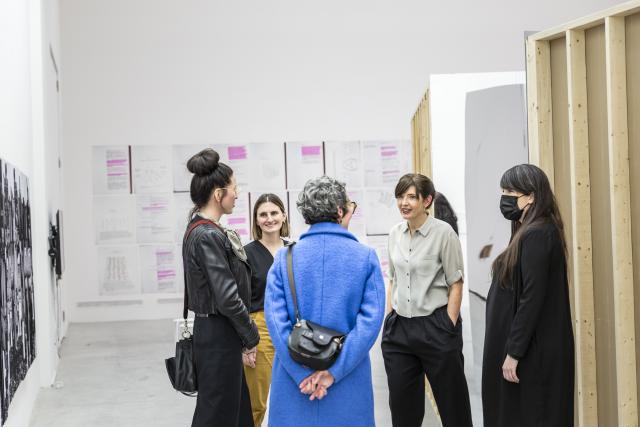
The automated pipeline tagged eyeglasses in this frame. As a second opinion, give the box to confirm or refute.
[348,200,358,215]
[216,185,240,196]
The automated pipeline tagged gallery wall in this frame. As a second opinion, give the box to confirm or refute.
[59,0,625,324]
[78,141,409,322]
[0,0,63,425]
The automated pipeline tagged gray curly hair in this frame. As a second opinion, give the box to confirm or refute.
[297,176,349,224]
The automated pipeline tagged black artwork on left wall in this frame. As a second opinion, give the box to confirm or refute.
[0,159,36,425]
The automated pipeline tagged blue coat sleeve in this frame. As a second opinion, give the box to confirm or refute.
[328,249,385,383]
[264,248,313,385]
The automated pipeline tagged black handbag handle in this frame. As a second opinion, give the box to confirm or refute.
[286,243,301,323]
[182,218,224,321]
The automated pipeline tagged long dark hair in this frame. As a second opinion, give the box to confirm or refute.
[434,192,458,235]
[186,148,233,218]
[491,164,567,287]
[252,193,290,240]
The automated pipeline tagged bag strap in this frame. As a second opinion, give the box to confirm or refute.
[182,218,223,320]
[286,243,301,323]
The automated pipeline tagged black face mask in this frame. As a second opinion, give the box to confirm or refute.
[500,195,524,221]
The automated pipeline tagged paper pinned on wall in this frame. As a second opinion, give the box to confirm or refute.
[172,144,218,192]
[221,145,250,190]
[136,194,174,243]
[285,142,324,190]
[174,192,193,242]
[287,190,309,240]
[131,145,172,194]
[325,141,363,188]
[140,245,179,294]
[363,141,411,187]
[366,235,391,281]
[346,189,366,243]
[219,192,251,245]
[248,143,286,191]
[175,243,184,291]
[364,189,401,235]
[92,146,131,194]
[93,195,136,244]
[98,246,140,295]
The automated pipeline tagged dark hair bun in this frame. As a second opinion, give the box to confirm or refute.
[187,148,220,177]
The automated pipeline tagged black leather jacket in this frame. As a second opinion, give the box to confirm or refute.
[183,220,259,349]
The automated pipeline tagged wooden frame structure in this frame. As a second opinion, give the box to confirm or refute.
[411,89,432,177]
[527,2,640,425]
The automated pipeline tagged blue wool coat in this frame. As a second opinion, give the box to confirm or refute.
[265,222,385,427]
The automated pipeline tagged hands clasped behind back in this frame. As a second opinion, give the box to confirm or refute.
[299,370,335,401]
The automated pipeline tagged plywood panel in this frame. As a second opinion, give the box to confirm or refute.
[585,24,618,427]
[626,10,640,412]
[567,28,598,426]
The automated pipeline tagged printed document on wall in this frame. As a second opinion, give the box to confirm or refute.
[347,189,366,243]
[140,245,178,294]
[363,141,411,187]
[325,141,363,188]
[249,143,286,191]
[219,192,251,244]
[285,142,324,190]
[93,195,136,244]
[365,189,402,235]
[92,146,131,194]
[367,235,391,281]
[131,146,172,193]
[174,192,193,242]
[172,144,218,192]
[136,194,174,243]
[98,246,140,295]
[222,145,250,190]
[287,190,310,240]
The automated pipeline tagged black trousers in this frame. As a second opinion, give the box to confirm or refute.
[191,315,253,427]
[381,307,473,427]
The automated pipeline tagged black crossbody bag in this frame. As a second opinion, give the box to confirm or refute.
[286,243,345,371]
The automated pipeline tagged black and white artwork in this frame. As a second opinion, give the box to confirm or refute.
[0,159,36,425]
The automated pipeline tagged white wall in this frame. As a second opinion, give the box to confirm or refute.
[430,72,526,306]
[1,0,63,425]
[59,0,626,322]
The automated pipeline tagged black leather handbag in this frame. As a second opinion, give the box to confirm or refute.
[165,327,197,396]
[286,244,345,371]
[165,218,216,396]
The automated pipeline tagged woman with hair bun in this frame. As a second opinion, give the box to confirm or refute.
[182,148,259,427]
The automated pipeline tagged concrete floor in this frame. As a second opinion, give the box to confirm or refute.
[31,312,482,426]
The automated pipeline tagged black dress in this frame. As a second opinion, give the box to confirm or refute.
[482,222,574,427]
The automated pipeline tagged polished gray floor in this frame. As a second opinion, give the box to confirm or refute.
[31,314,482,426]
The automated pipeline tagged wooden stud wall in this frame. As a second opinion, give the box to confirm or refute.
[626,11,640,410]
[411,90,432,177]
[527,2,640,425]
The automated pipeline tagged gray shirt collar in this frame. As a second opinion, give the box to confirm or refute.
[401,214,433,237]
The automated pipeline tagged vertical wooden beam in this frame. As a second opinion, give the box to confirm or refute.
[411,106,420,172]
[411,90,432,177]
[526,38,555,188]
[421,90,432,178]
[566,28,598,427]
[605,15,639,426]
